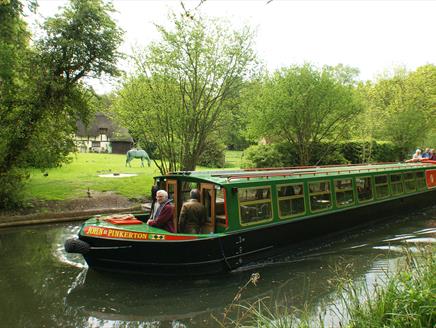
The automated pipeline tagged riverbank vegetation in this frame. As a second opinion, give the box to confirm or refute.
[216,246,435,327]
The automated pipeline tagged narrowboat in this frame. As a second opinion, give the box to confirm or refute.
[65,160,436,276]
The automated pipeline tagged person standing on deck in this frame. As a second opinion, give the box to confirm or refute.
[179,189,207,234]
[147,190,175,233]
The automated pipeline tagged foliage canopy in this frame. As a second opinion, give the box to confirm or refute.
[113,12,257,173]
[243,64,363,165]
[0,0,123,209]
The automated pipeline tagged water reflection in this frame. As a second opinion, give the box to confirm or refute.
[0,207,434,327]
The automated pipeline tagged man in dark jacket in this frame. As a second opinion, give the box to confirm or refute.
[147,190,175,233]
[179,189,207,234]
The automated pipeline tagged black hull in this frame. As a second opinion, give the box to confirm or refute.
[80,190,436,275]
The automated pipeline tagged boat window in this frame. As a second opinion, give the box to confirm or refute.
[277,184,305,218]
[334,178,355,207]
[356,176,373,202]
[375,175,389,199]
[390,174,404,195]
[167,182,176,202]
[416,171,426,190]
[308,181,331,212]
[216,188,226,226]
[403,172,416,193]
[238,187,273,225]
[180,182,200,204]
[166,180,179,233]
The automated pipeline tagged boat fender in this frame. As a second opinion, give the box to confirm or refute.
[64,238,90,254]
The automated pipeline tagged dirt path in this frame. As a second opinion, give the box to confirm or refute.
[0,191,145,228]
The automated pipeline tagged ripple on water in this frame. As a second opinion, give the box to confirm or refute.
[382,234,415,242]
[372,245,405,253]
[53,224,87,269]
[403,237,436,244]
[415,228,436,235]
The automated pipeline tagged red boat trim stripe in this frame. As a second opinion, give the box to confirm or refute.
[164,235,198,240]
[224,188,229,228]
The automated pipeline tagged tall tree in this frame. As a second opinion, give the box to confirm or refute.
[113,12,256,173]
[243,64,363,165]
[363,65,436,155]
[0,0,123,209]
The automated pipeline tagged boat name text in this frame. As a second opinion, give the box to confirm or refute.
[84,226,149,240]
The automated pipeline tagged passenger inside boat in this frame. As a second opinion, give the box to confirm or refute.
[147,190,175,233]
[178,189,207,234]
[153,178,223,234]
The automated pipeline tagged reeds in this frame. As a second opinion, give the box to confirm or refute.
[341,246,435,328]
[215,246,435,328]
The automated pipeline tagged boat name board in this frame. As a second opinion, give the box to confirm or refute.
[84,226,149,240]
[426,170,436,189]
[83,226,200,241]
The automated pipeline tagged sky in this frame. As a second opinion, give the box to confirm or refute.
[27,0,436,94]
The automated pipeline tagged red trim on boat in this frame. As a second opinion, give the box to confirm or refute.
[426,169,436,189]
[164,235,198,240]
[224,188,229,228]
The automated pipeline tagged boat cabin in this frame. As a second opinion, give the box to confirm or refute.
[154,162,436,235]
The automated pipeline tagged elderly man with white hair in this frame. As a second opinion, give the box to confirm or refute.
[406,149,422,163]
[147,190,175,233]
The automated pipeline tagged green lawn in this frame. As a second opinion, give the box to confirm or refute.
[224,150,244,168]
[24,151,243,201]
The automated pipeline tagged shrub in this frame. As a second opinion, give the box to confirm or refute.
[242,140,403,169]
[241,144,284,168]
[198,139,226,168]
[0,169,28,210]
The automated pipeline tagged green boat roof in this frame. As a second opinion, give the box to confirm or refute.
[156,162,435,187]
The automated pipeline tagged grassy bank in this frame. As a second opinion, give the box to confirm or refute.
[23,151,243,202]
[342,246,435,328]
[217,246,435,327]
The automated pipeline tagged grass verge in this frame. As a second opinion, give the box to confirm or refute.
[23,151,243,202]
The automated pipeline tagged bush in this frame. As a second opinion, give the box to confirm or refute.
[198,139,226,168]
[0,169,28,210]
[242,140,402,169]
[241,144,284,168]
[339,141,402,163]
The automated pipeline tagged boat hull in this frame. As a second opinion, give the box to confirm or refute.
[76,189,436,276]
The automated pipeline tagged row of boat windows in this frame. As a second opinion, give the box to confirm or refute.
[237,171,427,226]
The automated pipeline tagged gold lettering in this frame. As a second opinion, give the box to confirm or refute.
[87,228,149,240]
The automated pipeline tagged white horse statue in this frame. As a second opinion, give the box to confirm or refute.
[126,149,151,167]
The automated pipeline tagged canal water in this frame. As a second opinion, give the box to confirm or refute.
[0,207,435,328]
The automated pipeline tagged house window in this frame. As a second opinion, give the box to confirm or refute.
[335,178,355,207]
[356,176,373,202]
[375,175,389,199]
[308,181,331,212]
[99,128,108,135]
[238,187,272,225]
[390,174,404,195]
[277,184,305,218]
